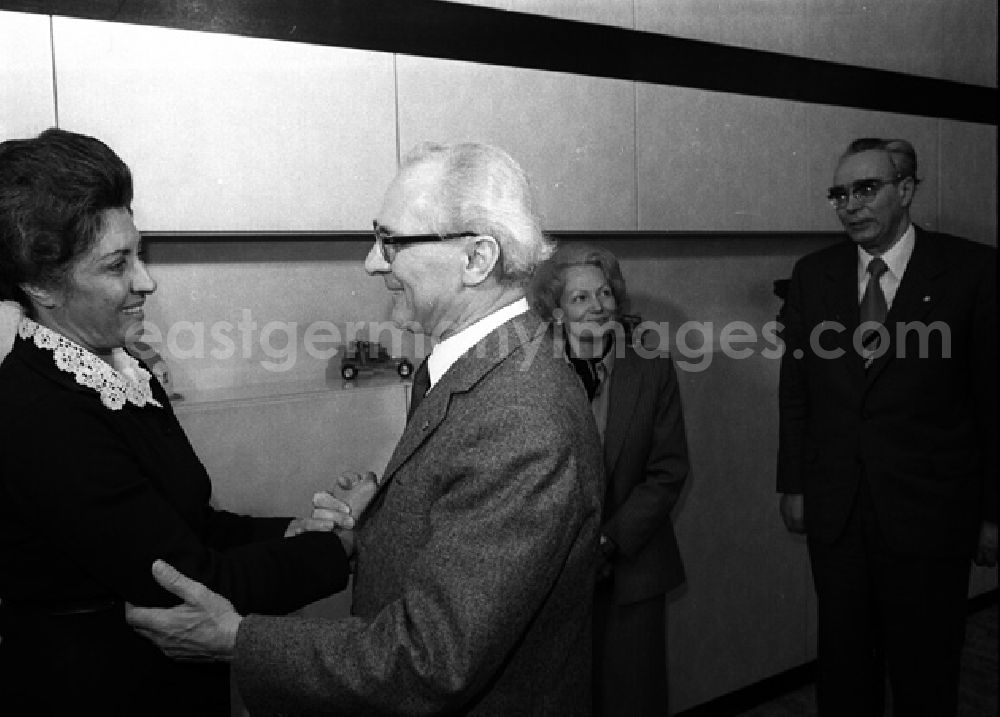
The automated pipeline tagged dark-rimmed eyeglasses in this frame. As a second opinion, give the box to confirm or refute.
[372,220,478,264]
[826,176,903,209]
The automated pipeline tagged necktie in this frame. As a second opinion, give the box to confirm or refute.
[859,257,888,366]
[407,358,430,421]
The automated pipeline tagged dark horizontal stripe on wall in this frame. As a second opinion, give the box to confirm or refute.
[140,231,844,262]
[3,0,996,125]
[141,230,845,243]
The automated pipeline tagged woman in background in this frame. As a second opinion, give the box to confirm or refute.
[531,243,690,716]
[0,128,365,715]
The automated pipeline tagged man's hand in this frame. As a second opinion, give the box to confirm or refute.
[779,493,806,534]
[284,472,378,537]
[285,498,356,537]
[974,521,998,567]
[125,560,242,663]
[322,471,379,519]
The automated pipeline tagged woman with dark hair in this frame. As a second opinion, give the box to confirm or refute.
[0,128,362,715]
[530,243,690,717]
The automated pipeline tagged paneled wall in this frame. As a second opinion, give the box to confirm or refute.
[3,7,997,242]
[1,2,996,713]
[51,17,399,232]
[0,11,55,135]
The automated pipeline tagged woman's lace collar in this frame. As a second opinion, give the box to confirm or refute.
[18,317,162,411]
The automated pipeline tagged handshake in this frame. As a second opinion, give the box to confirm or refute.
[283,471,379,553]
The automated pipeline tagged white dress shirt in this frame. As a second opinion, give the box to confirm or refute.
[426,297,529,388]
[857,223,915,310]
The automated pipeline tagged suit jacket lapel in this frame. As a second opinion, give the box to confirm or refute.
[376,311,546,494]
[603,346,641,475]
[865,227,945,385]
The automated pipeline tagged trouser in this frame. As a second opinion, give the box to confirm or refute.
[807,480,972,717]
[593,579,668,717]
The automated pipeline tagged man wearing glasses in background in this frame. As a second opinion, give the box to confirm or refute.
[126,142,604,715]
[777,137,997,716]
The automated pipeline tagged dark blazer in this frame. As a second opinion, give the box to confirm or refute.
[0,332,350,715]
[234,311,605,716]
[777,228,997,556]
[603,344,689,604]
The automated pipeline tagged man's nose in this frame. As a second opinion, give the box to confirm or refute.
[365,243,390,275]
[844,192,865,211]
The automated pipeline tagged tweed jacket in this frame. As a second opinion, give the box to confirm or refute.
[777,228,997,556]
[602,344,689,604]
[234,310,605,716]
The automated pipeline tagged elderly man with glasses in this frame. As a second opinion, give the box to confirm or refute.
[777,137,997,716]
[127,142,605,716]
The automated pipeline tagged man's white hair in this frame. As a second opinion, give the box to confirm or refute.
[400,142,554,286]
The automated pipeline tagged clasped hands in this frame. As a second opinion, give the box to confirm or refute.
[125,472,377,662]
[285,470,379,539]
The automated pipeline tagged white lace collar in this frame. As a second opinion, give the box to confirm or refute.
[18,317,163,411]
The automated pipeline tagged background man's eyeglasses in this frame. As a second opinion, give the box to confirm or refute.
[372,220,478,263]
[827,176,903,209]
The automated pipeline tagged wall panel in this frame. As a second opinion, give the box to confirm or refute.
[52,17,398,231]
[397,54,637,230]
[0,10,56,138]
[142,240,405,394]
[637,85,811,231]
[939,121,998,244]
[803,0,996,86]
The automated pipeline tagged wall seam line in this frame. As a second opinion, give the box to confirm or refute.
[49,15,59,127]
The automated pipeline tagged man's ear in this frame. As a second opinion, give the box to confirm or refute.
[462,236,501,286]
[20,283,61,309]
[898,175,917,209]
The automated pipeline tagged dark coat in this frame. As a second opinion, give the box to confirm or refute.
[602,345,689,603]
[233,311,605,716]
[0,332,350,715]
[777,227,997,555]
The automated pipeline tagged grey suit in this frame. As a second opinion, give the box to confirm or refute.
[233,311,605,716]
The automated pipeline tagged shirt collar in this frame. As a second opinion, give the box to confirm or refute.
[564,333,617,373]
[427,297,529,387]
[858,222,915,280]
